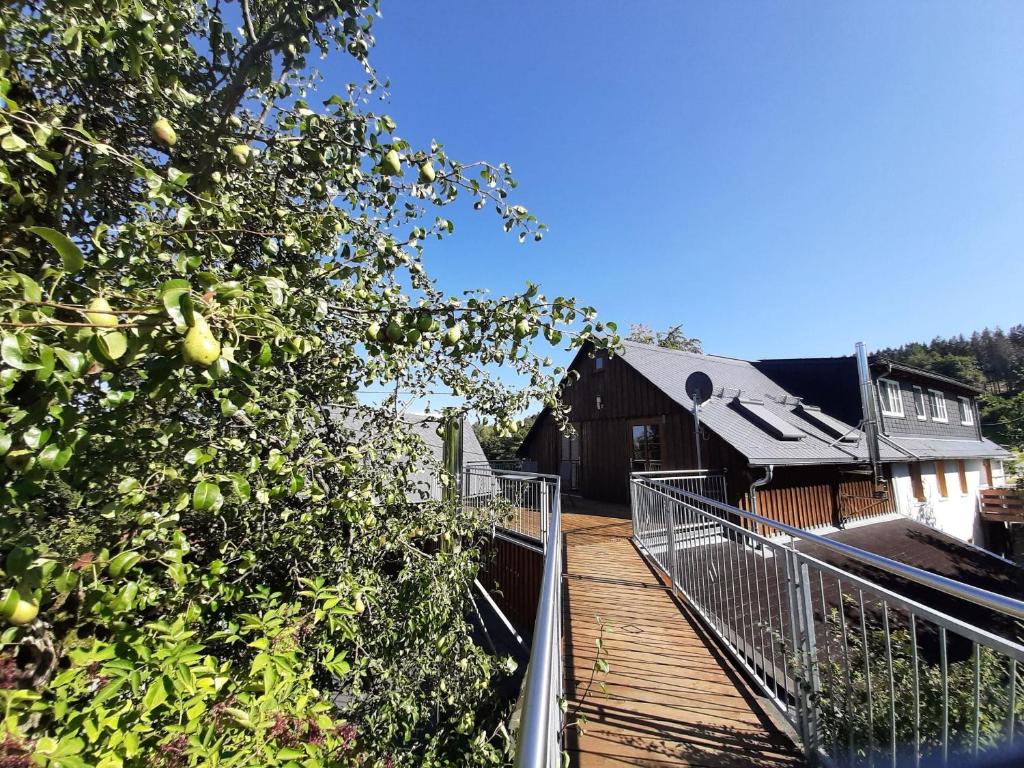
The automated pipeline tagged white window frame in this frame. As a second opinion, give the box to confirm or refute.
[958,396,974,426]
[912,386,928,421]
[878,378,904,417]
[929,389,948,422]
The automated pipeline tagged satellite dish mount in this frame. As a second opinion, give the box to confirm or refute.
[685,372,713,471]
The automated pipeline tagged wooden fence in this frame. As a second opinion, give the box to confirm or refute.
[741,478,896,535]
[979,487,1024,524]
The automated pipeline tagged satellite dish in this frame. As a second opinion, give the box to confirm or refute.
[685,371,713,406]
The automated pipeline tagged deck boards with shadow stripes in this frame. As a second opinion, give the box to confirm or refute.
[560,499,805,767]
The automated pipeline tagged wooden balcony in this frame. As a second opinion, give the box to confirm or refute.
[979,487,1024,524]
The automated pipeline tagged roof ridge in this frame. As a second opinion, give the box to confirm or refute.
[620,339,753,366]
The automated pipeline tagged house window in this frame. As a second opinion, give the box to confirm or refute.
[912,386,928,420]
[929,390,948,422]
[594,354,605,372]
[958,396,974,426]
[935,460,948,498]
[909,463,925,502]
[878,378,904,417]
[630,423,661,472]
[957,460,968,495]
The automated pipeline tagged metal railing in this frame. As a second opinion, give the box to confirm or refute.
[631,469,727,502]
[463,464,555,544]
[462,466,564,767]
[630,472,1024,767]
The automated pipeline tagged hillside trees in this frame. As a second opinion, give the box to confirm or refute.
[0,2,616,765]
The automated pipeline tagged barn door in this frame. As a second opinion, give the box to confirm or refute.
[560,427,580,491]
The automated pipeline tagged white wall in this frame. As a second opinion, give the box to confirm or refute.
[889,460,986,545]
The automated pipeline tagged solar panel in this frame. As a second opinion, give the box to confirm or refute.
[796,404,859,442]
[733,397,805,441]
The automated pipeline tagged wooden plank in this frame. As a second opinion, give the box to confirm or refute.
[561,501,804,767]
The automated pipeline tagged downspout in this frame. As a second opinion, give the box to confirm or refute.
[749,464,774,517]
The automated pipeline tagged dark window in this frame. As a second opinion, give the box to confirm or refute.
[594,354,605,372]
[935,460,948,498]
[910,463,925,502]
[630,423,661,472]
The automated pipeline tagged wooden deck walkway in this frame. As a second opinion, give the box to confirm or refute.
[561,499,805,767]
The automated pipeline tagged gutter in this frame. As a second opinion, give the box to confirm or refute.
[748,464,774,516]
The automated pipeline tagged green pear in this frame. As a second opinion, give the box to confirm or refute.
[1,586,38,626]
[444,325,462,345]
[514,319,531,339]
[418,160,436,184]
[385,320,404,343]
[366,322,381,342]
[85,297,118,328]
[230,143,251,166]
[152,117,177,147]
[416,313,433,332]
[182,314,221,367]
[382,149,402,176]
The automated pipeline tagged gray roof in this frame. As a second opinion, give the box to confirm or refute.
[401,412,489,466]
[880,435,1010,461]
[327,408,489,499]
[618,341,909,467]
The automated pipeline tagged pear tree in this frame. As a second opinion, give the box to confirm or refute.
[0,1,617,766]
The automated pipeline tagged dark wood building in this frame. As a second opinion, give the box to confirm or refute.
[518,341,899,529]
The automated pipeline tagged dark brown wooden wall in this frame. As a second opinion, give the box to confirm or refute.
[477,536,543,633]
[520,348,751,504]
[739,466,896,533]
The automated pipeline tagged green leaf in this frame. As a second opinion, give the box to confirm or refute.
[26,152,56,174]
[27,226,85,272]
[228,473,251,502]
[192,482,222,511]
[96,331,127,361]
[38,444,72,470]
[142,676,169,713]
[159,279,192,329]
[2,333,41,371]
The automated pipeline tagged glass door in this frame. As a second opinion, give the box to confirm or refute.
[630,423,662,473]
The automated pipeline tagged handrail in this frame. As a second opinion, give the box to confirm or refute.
[514,475,562,767]
[632,468,718,477]
[463,465,563,767]
[643,475,1024,623]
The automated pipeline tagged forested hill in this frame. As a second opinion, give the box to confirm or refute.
[875,326,1024,451]
[876,326,1024,393]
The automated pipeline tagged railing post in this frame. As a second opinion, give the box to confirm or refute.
[664,493,678,590]
[540,480,550,554]
[796,559,822,762]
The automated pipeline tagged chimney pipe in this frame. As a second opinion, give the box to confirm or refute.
[855,342,883,486]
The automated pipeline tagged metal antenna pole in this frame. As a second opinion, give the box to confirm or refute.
[693,401,703,470]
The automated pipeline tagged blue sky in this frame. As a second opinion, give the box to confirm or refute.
[328,1,1023,368]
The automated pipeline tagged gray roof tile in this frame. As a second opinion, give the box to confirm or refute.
[618,341,908,467]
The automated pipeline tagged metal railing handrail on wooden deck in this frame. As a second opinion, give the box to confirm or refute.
[631,472,1024,767]
[462,465,564,768]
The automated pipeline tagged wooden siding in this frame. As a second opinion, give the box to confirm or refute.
[520,347,751,504]
[477,535,543,633]
[741,469,896,534]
